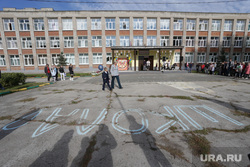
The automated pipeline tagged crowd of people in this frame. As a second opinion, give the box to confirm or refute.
[44,64,74,82]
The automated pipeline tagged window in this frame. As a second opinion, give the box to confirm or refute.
[244,53,250,62]
[222,37,231,47]
[50,37,60,48]
[0,38,2,49]
[106,53,112,64]
[78,36,88,47]
[246,37,250,47]
[234,37,243,47]
[211,37,219,47]
[93,53,102,64]
[186,36,195,47]
[233,53,241,62]
[92,36,102,47]
[7,37,18,49]
[185,52,194,63]
[62,19,73,30]
[134,36,143,46]
[147,36,156,46]
[186,19,196,31]
[106,36,116,47]
[65,53,75,65]
[0,55,6,66]
[10,55,20,66]
[197,53,206,63]
[173,36,182,46]
[23,55,34,66]
[79,53,89,64]
[133,18,143,30]
[34,19,44,31]
[64,36,74,48]
[236,20,245,31]
[160,36,169,46]
[36,37,46,48]
[224,20,233,31]
[3,19,15,31]
[21,37,32,49]
[48,19,58,30]
[173,19,183,30]
[120,36,130,46]
[248,21,250,31]
[199,19,208,31]
[19,19,30,31]
[52,54,60,65]
[106,18,115,30]
[120,18,129,30]
[174,52,180,63]
[91,18,101,30]
[147,18,156,30]
[211,20,221,31]
[160,19,170,30]
[77,19,87,30]
[38,55,47,65]
[198,37,207,47]
[209,53,218,63]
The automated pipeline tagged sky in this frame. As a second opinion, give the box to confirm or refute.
[0,0,250,13]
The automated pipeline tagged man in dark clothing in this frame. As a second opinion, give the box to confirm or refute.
[44,64,51,81]
[102,67,112,91]
[188,63,193,73]
[0,70,5,90]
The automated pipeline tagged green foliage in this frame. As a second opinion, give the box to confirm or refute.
[0,73,26,87]
[57,52,67,67]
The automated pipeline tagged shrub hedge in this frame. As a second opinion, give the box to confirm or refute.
[0,73,26,87]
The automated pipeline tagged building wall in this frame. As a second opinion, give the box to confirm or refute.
[0,8,250,71]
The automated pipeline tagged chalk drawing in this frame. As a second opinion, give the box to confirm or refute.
[112,109,149,134]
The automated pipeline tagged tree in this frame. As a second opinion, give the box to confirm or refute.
[57,52,67,67]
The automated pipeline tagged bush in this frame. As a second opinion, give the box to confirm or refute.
[0,73,26,87]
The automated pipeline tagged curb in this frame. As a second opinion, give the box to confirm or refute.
[0,82,54,96]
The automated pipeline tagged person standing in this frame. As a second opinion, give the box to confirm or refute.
[245,63,250,79]
[111,61,123,89]
[51,67,57,82]
[69,64,74,81]
[146,60,150,71]
[102,67,112,91]
[59,65,65,81]
[44,64,51,82]
[188,62,193,73]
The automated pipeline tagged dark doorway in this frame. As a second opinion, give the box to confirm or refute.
[139,56,154,71]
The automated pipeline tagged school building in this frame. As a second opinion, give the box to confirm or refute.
[0,8,249,72]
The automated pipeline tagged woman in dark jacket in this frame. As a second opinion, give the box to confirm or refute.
[69,64,74,81]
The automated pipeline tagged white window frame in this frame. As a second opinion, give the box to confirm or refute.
[211,20,221,31]
[106,53,112,64]
[133,36,143,46]
[52,54,60,65]
[236,20,245,31]
[62,19,73,30]
[23,55,34,66]
[209,53,218,63]
[186,19,196,31]
[92,36,102,47]
[198,37,207,47]
[133,18,143,30]
[233,53,241,62]
[120,18,129,30]
[248,21,250,31]
[93,53,102,64]
[199,19,208,31]
[160,36,169,46]
[7,37,18,49]
[224,20,233,31]
[234,37,243,47]
[147,36,156,46]
[91,18,101,30]
[147,18,156,30]
[222,37,231,47]
[0,55,6,66]
[0,38,3,49]
[106,36,116,47]
[64,36,74,48]
[3,18,15,31]
[50,37,60,48]
[65,53,75,65]
[197,53,206,63]
[10,55,20,66]
[186,36,195,47]
[246,37,250,47]
[120,36,130,46]
[174,52,180,63]
[21,37,32,49]
[244,53,250,62]
[79,53,89,64]
[211,37,219,47]
[19,19,30,31]
[34,19,44,31]
[160,19,170,30]
[173,36,182,46]
[78,36,88,48]
[48,19,58,30]
[173,19,183,30]
[36,37,46,48]
[185,52,194,63]
[105,18,115,30]
[38,54,47,66]
[76,18,87,30]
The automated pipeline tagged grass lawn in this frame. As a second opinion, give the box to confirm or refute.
[0,82,46,93]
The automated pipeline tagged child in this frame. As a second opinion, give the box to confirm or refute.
[102,67,112,91]
[59,65,65,81]
[51,68,57,82]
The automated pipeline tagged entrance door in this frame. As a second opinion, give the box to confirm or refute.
[139,56,144,71]
[149,56,154,70]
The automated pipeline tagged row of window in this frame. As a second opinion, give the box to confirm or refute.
[2,18,250,31]
[1,52,250,67]
[1,36,249,49]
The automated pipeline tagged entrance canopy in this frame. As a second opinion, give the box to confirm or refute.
[111,46,184,71]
